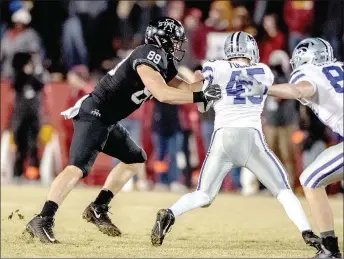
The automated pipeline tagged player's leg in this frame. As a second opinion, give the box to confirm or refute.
[245,129,321,250]
[151,129,233,246]
[300,142,343,258]
[83,123,146,236]
[277,126,295,188]
[26,116,110,243]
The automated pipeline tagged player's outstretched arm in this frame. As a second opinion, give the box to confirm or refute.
[137,65,220,105]
[267,81,316,100]
[239,74,316,100]
[167,70,204,92]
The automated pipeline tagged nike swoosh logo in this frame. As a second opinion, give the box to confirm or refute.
[43,227,56,242]
[93,209,101,219]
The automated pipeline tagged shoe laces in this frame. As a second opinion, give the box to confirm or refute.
[44,217,55,228]
[95,204,112,220]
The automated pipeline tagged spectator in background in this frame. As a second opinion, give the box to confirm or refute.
[259,14,286,64]
[180,8,203,70]
[284,0,314,54]
[1,8,43,80]
[263,50,298,188]
[193,0,232,61]
[321,0,343,60]
[152,101,186,192]
[11,52,46,182]
[165,0,185,21]
[134,0,163,46]
[231,5,257,36]
[62,0,108,70]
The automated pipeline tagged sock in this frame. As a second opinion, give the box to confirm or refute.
[170,191,210,217]
[320,230,336,238]
[94,189,114,206]
[40,200,59,218]
[277,189,311,232]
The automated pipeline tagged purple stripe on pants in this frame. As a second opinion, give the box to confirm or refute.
[311,162,344,188]
[304,153,343,186]
[197,129,218,190]
[256,130,290,189]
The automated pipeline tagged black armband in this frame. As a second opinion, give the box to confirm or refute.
[193,91,205,103]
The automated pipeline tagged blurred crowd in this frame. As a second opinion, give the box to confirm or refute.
[1,0,343,194]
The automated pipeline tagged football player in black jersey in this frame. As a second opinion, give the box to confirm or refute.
[25,17,221,243]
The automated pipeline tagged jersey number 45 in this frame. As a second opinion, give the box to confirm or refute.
[226,68,265,104]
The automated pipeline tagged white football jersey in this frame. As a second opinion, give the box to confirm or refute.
[201,60,274,131]
[289,62,344,136]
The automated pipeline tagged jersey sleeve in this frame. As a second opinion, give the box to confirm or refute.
[289,65,317,104]
[289,65,317,90]
[201,61,216,91]
[130,45,167,73]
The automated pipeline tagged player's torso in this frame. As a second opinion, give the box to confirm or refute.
[91,44,177,123]
[296,62,344,136]
[210,61,274,131]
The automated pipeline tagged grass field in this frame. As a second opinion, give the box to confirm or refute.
[1,185,343,258]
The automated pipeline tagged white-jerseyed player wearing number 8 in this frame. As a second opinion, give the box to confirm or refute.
[150,31,322,255]
[240,37,343,258]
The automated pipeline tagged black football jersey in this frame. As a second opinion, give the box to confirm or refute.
[91,44,178,124]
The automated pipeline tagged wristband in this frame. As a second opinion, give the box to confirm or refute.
[193,91,204,103]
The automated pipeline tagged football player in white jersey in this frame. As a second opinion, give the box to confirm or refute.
[150,32,321,254]
[240,37,343,258]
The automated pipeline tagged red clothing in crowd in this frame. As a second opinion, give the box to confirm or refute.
[192,24,228,61]
[284,0,314,34]
[259,31,286,64]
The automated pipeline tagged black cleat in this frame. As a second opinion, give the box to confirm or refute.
[315,237,342,258]
[303,230,322,252]
[25,215,57,243]
[151,209,175,246]
[82,203,121,237]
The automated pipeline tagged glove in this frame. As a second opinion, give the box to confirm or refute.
[193,83,221,103]
[237,74,268,97]
[202,83,222,102]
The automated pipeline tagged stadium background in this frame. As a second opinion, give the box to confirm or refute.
[1,0,343,192]
[1,1,343,258]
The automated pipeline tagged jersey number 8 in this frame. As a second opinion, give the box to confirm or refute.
[322,65,344,93]
[147,51,161,64]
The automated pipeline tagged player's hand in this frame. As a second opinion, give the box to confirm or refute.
[203,83,221,101]
[194,70,204,82]
[237,75,268,97]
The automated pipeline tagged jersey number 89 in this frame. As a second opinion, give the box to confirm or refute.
[147,51,161,64]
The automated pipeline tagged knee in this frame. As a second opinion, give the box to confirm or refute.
[64,165,83,179]
[121,149,147,164]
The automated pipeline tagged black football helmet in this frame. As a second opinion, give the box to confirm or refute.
[145,17,187,62]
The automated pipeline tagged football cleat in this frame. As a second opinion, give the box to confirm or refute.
[82,203,121,237]
[314,237,342,258]
[25,215,57,243]
[302,230,322,252]
[151,209,175,246]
